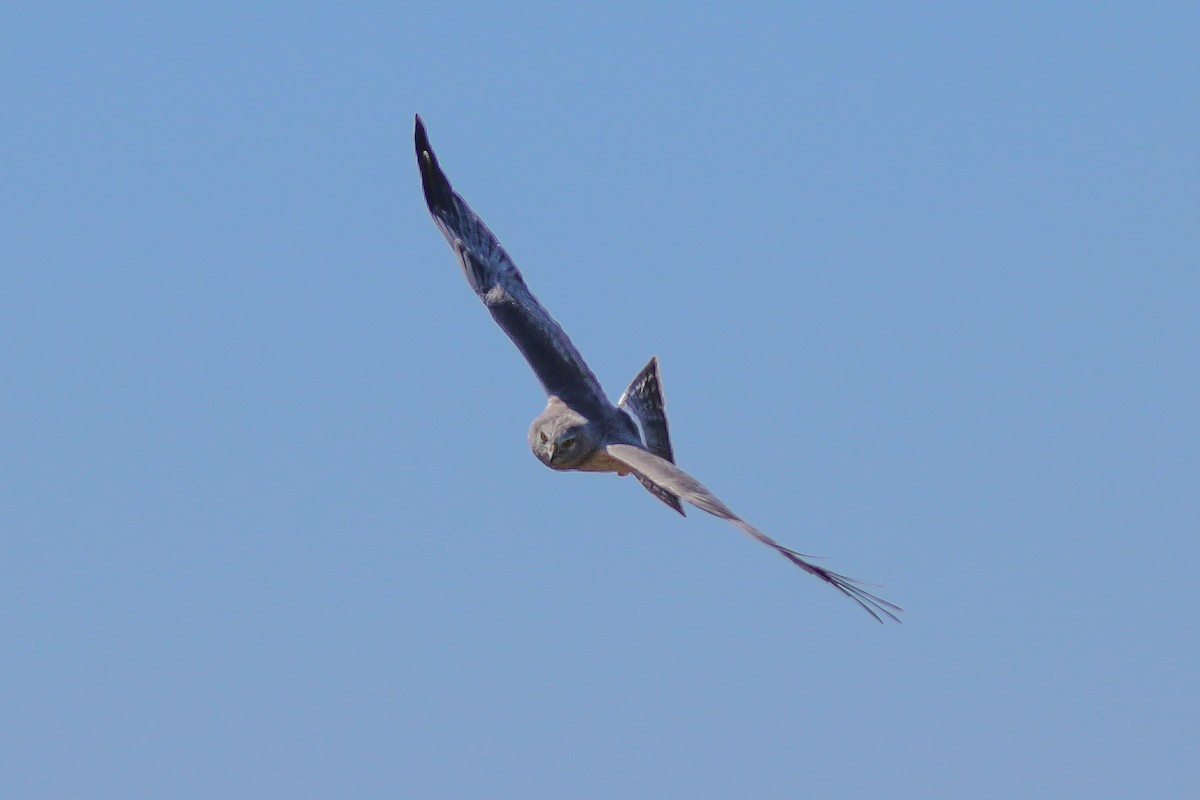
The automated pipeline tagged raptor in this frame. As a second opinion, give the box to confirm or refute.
[415,115,900,623]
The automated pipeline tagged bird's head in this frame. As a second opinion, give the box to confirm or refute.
[529,403,593,470]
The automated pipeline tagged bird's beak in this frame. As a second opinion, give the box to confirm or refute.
[547,444,556,462]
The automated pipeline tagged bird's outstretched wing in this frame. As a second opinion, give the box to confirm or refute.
[415,115,612,419]
[606,444,902,623]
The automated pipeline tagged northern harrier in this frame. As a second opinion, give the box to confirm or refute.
[415,115,900,623]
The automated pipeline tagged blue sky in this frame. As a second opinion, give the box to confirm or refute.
[3,2,1197,798]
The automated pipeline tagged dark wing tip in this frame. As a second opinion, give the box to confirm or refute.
[413,115,454,216]
[414,113,430,156]
[778,548,904,624]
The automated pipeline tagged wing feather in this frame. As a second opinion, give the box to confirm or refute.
[415,116,612,419]
[606,444,902,623]
[618,357,684,515]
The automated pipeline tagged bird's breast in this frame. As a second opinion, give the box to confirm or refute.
[572,448,632,475]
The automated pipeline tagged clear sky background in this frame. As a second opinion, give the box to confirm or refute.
[3,3,1197,798]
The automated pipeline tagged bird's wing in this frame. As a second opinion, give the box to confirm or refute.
[617,357,684,515]
[606,443,902,623]
[617,357,676,463]
[415,115,612,419]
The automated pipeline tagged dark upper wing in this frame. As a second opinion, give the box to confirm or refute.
[618,357,676,463]
[606,444,902,623]
[618,357,684,515]
[415,115,611,419]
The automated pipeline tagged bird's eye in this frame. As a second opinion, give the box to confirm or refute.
[539,431,549,444]
[560,437,575,449]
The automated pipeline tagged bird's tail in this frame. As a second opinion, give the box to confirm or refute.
[618,357,685,516]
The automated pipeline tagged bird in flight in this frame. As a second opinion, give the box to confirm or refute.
[414,115,901,623]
